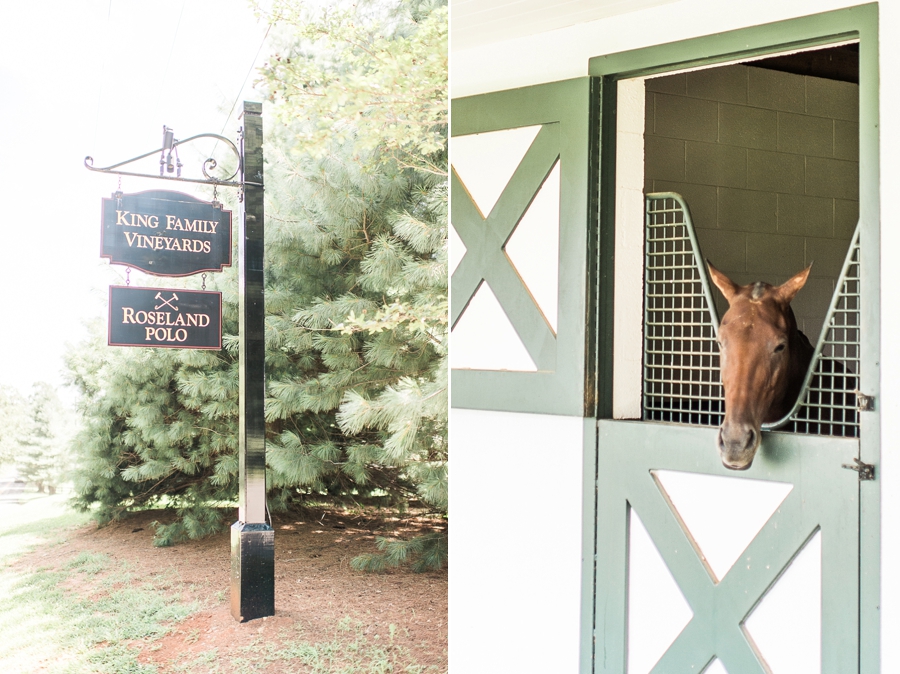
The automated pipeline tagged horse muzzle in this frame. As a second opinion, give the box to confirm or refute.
[717,424,760,471]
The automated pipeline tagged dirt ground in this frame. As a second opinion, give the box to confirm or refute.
[17,506,448,673]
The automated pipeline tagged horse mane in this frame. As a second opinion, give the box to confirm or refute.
[778,306,814,420]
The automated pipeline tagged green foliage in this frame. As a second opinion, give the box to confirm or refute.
[350,531,447,573]
[256,0,447,175]
[0,501,193,673]
[1,382,76,494]
[0,386,27,465]
[66,0,447,564]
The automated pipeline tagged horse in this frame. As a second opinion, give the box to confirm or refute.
[706,262,814,470]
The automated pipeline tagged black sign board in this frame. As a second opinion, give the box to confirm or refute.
[109,286,222,349]
[101,190,232,277]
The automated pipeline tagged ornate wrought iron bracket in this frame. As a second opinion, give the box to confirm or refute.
[85,125,259,188]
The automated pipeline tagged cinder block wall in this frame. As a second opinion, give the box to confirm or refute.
[644,64,859,339]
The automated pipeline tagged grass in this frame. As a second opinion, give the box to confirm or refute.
[172,617,441,674]
[0,492,445,674]
[0,494,193,673]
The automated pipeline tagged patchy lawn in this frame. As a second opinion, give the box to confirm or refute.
[0,494,447,673]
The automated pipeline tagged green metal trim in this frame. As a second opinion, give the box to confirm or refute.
[589,4,875,79]
[592,76,616,420]
[451,78,593,416]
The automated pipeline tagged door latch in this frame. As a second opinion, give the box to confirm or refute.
[855,391,875,412]
[842,457,875,481]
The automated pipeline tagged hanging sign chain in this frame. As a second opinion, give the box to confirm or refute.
[201,273,207,291]
[125,267,131,286]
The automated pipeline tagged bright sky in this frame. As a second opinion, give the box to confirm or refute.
[0,1,271,395]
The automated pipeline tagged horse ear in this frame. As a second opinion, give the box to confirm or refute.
[776,264,813,304]
[707,260,738,303]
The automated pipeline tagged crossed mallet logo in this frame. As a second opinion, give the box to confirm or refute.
[154,292,179,311]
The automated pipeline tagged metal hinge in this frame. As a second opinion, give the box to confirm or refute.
[855,390,875,412]
[842,458,876,481]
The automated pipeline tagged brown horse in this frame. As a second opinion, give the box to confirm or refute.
[707,262,814,470]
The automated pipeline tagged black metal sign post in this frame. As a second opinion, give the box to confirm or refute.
[86,103,274,623]
[231,101,274,622]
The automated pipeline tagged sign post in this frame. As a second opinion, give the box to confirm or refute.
[231,101,274,622]
[86,105,274,623]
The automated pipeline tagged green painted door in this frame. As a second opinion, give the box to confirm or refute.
[594,421,859,673]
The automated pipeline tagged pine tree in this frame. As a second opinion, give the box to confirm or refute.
[0,386,27,466]
[17,382,74,494]
[66,0,447,567]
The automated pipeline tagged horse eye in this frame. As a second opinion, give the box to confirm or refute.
[774,343,786,353]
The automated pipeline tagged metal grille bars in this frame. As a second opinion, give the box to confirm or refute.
[641,192,861,438]
[763,225,860,437]
[643,193,724,426]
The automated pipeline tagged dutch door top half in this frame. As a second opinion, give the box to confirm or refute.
[101,190,232,277]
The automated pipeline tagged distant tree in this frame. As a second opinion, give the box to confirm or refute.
[0,386,27,466]
[17,382,74,494]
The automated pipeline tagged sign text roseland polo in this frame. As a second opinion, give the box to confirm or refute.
[108,286,222,349]
[101,190,232,276]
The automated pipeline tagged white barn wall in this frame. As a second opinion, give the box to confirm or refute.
[449,408,584,674]
[452,0,900,670]
[451,0,866,98]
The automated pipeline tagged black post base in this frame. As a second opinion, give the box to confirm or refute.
[230,521,275,622]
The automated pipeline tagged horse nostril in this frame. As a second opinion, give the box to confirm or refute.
[746,428,757,450]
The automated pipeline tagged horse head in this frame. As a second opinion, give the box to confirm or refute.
[707,262,814,470]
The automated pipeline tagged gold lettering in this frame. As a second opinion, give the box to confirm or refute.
[122,307,135,323]
[135,214,149,228]
[145,327,155,341]
[147,215,159,228]
[166,215,176,230]
[116,210,131,226]
[210,222,218,234]
[187,314,198,327]
[202,241,211,254]
[198,314,210,327]
[124,232,139,247]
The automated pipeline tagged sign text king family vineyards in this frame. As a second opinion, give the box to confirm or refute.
[101,190,232,276]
